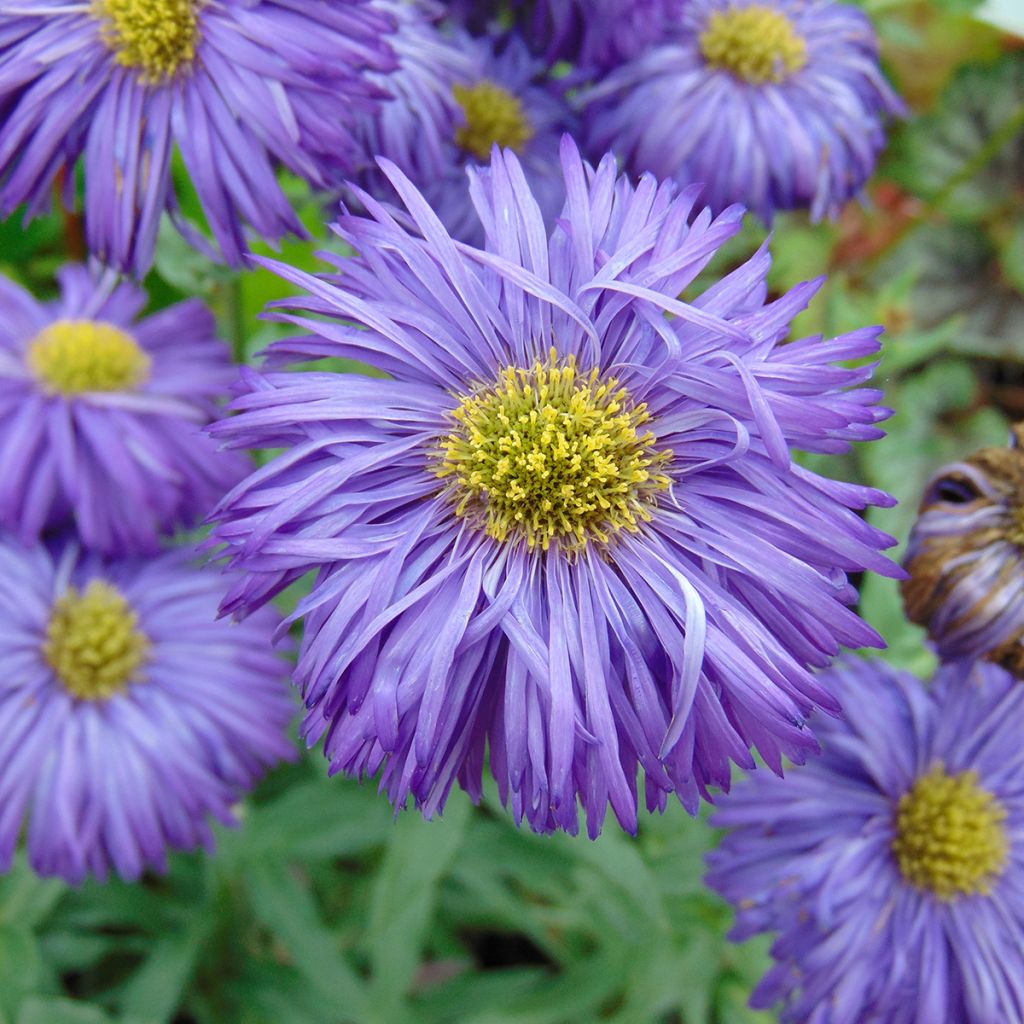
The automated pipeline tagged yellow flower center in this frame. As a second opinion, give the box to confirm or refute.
[892,764,1010,901]
[435,352,672,552]
[453,81,535,160]
[699,5,808,85]
[92,0,201,82]
[44,581,151,701]
[27,319,152,395]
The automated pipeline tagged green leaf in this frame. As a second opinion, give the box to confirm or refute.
[0,926,44,1022]
[16,999,110,1024]
[364,797,472,1022]
[244,860,369,1023]
[217,775,394,866]
[117,911,215,1023]
[890,52,1024,219]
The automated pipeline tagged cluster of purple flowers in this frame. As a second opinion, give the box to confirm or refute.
[3,2,1017,1021]
[0,261,297,883]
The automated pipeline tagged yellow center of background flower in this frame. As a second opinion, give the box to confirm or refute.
[699,5,808,85]
[435,352,672,552]
[892,764,1010,901]
[453,81,535,160]
[92,0,201,82]
[44,581,151,701]
[27,319,152,395]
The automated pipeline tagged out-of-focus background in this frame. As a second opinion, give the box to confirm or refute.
[1,2,1022,1022]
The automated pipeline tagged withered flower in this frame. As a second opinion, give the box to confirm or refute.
[903,426,1024,675]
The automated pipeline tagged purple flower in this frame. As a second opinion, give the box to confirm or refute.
[0,0,396,275]
[361,26,576,244]
[903,427,1024,676]
[0,535,294,884]
[707,655,1024,1023]
[211,139,898,837]
[0,264,250,555]
[583,0,904,222]
[522,0,686,74]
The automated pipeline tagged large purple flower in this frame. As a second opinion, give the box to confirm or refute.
[903,426,1024,676]
[211,140,898,837]
[0,0,396,275]
[0,536,294,884]
[583,0,904,222]
[708,655,1024,1023]
[361,26,576,244]
[0,265,250,555]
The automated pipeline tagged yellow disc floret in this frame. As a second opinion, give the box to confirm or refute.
[700,5,808,85]
[92,0,201,82]
[27,319,152,395]
[435,351,673,552]
[44,581,151,701]
[892,763,1010,901]
[454,81,535,160]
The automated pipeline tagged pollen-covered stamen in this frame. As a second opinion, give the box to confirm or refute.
[699,5,808,85]
[893,764,1010,901]
[92,0,201,82]
[27,319,152,395]
[453,81,535,160]
[44,581,151,701]
[435,351,673,552]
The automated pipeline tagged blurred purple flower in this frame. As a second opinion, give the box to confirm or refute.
[524,0,686,74]
[0,265,249,554]
[583,0,904,222]
[0,536,294,884]
[357,1,478,191]
[0,0,396,274]
[708,655,1024,1023]
[211,139,897,837]
[360,24,575,243]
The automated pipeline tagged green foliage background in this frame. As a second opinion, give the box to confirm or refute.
[1,2,1022,1021]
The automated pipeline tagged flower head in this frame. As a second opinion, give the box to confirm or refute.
[0,0,396,274]
[0,265,250,555]
[903,426,1024,675]
[707,656,1024,1023]
[583,0,904,222]
[0,536,294,884]
[211,139,898,837]
[360,28,576,243]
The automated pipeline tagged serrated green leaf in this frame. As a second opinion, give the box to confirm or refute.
[890,52,1024,218]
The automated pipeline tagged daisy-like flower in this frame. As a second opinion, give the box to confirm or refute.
[707,655,1024,1023]
[0,265,250,555]
[362,28,576,244]
[903,426,1024,676]
[211,139,898,837]
[583,0,904,222]
[521,0,685,74]
[0,0,396,275]
[0,536,294,884]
